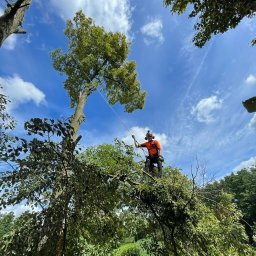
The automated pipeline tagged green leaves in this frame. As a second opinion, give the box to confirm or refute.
[0,211,42,256]
[105,61,146,112]
[51,11,145,111]
[0,134,254,255]
[204,167,256,245]
[164,0,256,47]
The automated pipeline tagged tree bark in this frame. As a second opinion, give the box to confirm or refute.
[70,89,89,140]
[0,0,31,47]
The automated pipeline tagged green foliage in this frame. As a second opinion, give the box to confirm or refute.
[0,92,15,154]
[0,92,15,130]
[128,168,254,255]
[164,0,256,47]
[0,118,75,210]
[51,11,146,112]
[0,211,41,256]
[115,243,144,256]
[0,212,15,240]
[0,114,254,256]
[204,167,256,245]
[0,118,96,255]
[0,128,143,255]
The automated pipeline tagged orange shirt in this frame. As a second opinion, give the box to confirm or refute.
[141,140,161,156]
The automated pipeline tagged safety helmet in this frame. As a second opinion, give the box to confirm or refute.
[145,130,154,140]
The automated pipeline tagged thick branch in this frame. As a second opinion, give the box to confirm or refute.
[0,0,31,47]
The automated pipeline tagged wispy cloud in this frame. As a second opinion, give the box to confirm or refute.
[140,18,164,45]
[180,32,196,56]
[248,113,256,129]
[0,74,46,112]
[191,95,223,124]
[49,0,132,36]
[179,41,213,110]
[2,34,17,50]
[245,74,256,85]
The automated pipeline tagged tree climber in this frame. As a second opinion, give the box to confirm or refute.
[132,130,164,176]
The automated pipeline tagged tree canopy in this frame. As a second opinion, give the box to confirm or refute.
[164,0,256,47]
[51,11,146,138]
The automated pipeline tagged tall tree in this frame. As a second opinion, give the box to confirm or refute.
[0,0,31,46]
[51,10,146,139]
[49,11,145,255]
[164,0,256,47]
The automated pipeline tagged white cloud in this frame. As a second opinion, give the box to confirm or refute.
[232,156,256,173]
[140,18,164,45]
[50,0,132,36]
[0,74,46,111]
[2,34,17,50]
[245,74,256,85]
[191,95,223,124]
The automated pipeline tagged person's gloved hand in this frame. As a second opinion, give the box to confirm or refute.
[158,155,164,162]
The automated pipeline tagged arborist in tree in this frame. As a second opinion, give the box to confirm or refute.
[132,130,164,176]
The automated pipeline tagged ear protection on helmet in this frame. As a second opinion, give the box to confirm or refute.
[145,136,155,140]
[145,130,154,140]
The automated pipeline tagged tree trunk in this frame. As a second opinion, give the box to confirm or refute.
[37,89,89,256]
[0,0,31,47]
[55,90,89,256]
[70,89,89,140]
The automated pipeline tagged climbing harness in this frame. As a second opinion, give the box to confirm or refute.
[132,134,163,178]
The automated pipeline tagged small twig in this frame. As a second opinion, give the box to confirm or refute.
[4,0,11,7]
[142,170,157,182]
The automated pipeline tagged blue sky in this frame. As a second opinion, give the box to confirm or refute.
[1,0,256,183]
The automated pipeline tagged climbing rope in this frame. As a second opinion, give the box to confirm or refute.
[96,87,147,158]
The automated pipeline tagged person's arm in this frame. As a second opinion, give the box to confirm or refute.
[155,140,162,155]
[132,135,140,148]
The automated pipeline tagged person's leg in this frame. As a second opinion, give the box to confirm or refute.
[144,156,150,172]
[149,156,154,172]
[156,157,163,177]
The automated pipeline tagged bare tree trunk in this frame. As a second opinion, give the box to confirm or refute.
[0,0,31,47]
